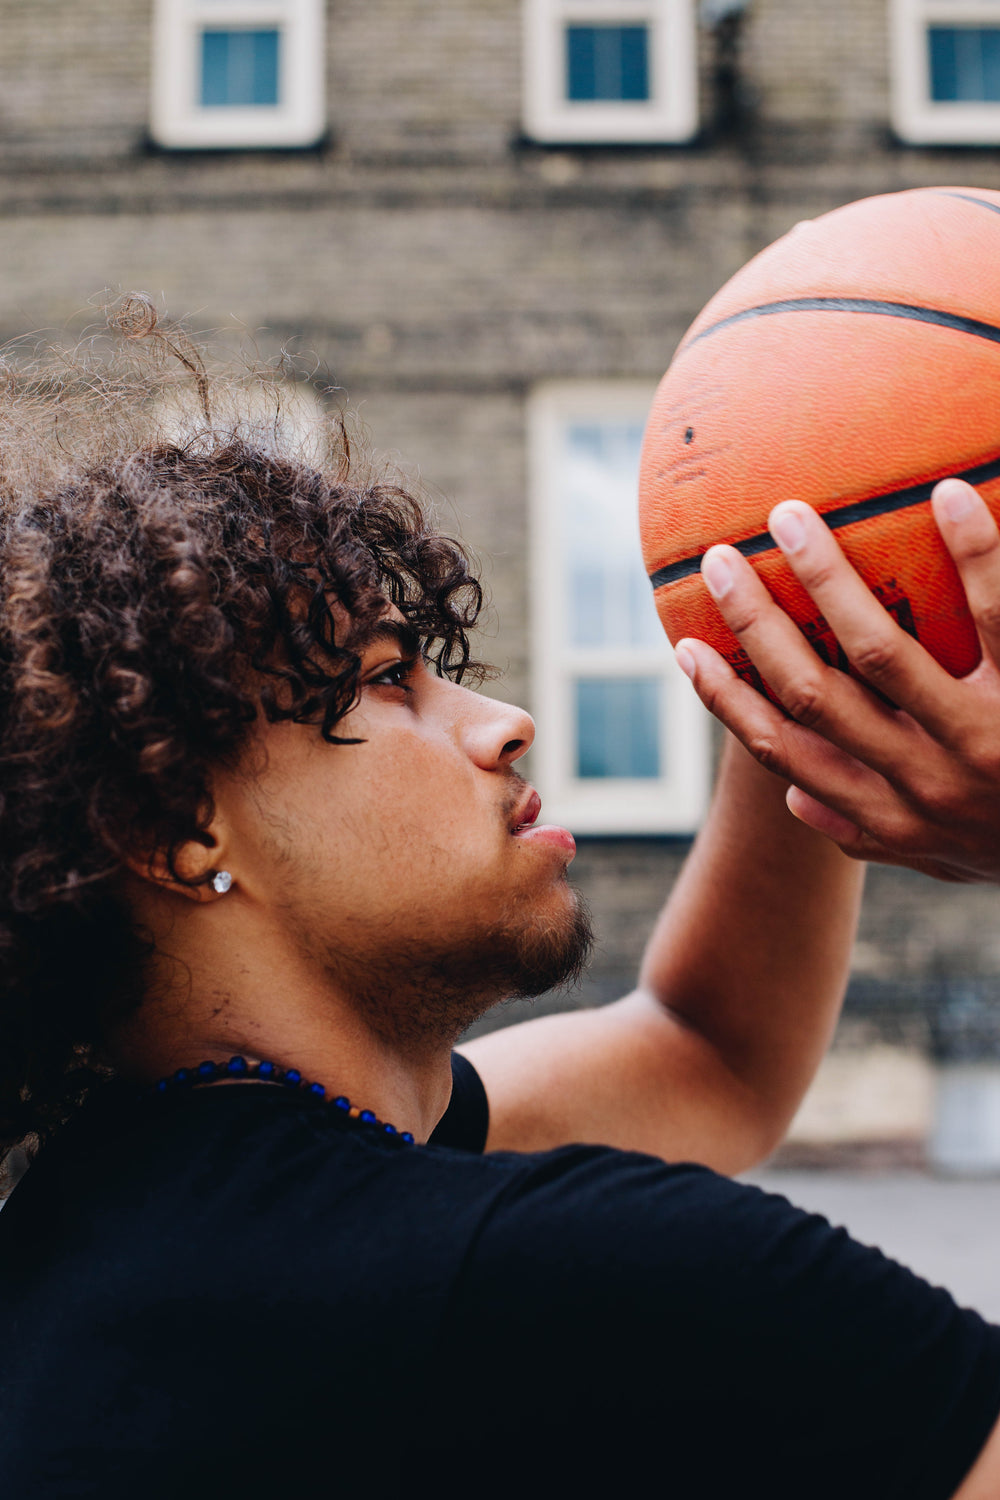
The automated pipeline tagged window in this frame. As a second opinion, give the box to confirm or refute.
[522,0,698,143]
[891,0,1000,142]
[200,29,281,108]
[528,385,711,835]
[566,24,651,101]
[151,0,325,150]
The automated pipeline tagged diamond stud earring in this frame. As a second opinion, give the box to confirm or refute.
[211,871,233,895]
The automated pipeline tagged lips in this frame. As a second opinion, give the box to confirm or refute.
[509,788,576,857]
[511,788,542,833]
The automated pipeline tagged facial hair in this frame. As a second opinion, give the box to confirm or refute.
[334,878,595,1051]
[260,766,595,1053]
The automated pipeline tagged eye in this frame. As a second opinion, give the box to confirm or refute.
[368,658,417,693]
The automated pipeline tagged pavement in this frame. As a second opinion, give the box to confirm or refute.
[745,1169,1000,1323]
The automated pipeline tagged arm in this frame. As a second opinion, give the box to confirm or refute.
[676,480,1000,884]
[956,1418,1000,1500]
[461,734,862,1173]
[663,482,1000,1500]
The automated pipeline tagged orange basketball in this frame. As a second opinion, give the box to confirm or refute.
[638,186,1000,689]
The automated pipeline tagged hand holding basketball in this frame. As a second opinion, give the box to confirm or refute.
[676,478,1000,884]
[640,187,1000,687]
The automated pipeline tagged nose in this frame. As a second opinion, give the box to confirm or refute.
[454,682,535,770]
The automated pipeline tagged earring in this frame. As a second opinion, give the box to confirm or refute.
[211,870,233,895]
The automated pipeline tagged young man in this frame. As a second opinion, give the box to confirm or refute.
[0,332,998,1497]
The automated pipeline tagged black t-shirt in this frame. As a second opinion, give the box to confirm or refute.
[1,1055,999,1499]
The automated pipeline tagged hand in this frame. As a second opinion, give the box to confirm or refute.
[674,478,1000,883]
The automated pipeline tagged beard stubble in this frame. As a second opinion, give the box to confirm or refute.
[318,876,595,1051]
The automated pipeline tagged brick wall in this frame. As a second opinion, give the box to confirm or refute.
[330,0,521,160]
[0,0,150,157]
[742,0,890,133]
[0,0,905,161]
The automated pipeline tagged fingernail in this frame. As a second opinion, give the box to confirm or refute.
[770,504,807,554]
[675,645,696,680]
[702,551,733,601]
[939,480,976,523]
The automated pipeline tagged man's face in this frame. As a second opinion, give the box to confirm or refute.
[218,616,591,1044]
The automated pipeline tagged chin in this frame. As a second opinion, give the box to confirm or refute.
[494,882,594,1001]
[342,884,594,1050]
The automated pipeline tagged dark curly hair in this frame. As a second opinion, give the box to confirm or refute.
[0,299,485,1170]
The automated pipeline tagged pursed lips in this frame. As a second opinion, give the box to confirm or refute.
[509,786,576,858]
[511,789,542,834]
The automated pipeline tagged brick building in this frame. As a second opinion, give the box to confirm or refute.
[2,0,1000,1069]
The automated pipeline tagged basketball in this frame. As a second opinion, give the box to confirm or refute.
[638,186,1000,689]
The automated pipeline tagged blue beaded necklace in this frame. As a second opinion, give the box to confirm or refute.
[153,1055,415,1145]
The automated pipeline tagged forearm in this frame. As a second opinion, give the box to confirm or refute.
[638,733,864,1138]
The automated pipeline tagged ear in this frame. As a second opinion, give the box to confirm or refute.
[124,826,233,905]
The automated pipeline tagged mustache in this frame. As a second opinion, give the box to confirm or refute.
[499,771,530,826]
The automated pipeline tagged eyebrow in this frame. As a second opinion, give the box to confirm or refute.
[359,619,422,658]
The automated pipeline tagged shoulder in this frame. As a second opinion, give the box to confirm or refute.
[441,1140,1000,1388]
[455,1142,986,1341]
[437,1148,1000,1498]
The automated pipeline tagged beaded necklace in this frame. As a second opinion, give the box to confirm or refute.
[153,1054,415,1145]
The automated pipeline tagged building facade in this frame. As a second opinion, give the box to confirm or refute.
[2,0,1000,1049]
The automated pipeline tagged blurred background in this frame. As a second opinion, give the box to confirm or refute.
[5,0,1000,1310]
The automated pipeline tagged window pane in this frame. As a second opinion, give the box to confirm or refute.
[563,421,661,649]
[575,678,661,779]
[200,28,281,108]
[565,25,650,102]
[928,26,1000,103]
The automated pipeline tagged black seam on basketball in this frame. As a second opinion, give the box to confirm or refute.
[647,452,1000,592]
[938,190,1000,219]
[683,297,1000,350]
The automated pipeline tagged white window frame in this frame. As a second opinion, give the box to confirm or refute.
[522,0,698,144]
[891,0,1000,143]
[528,383,711,836]
[151,0,325,150]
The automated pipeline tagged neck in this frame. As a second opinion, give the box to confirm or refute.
[110,896,463,1144]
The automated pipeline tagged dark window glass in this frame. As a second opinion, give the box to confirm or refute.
[928,26,1000,103]
[200,28,281,108]
[575,677,661,779]
[565,24,650,102]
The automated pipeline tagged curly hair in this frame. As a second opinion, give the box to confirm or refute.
[0,299,485,1168]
